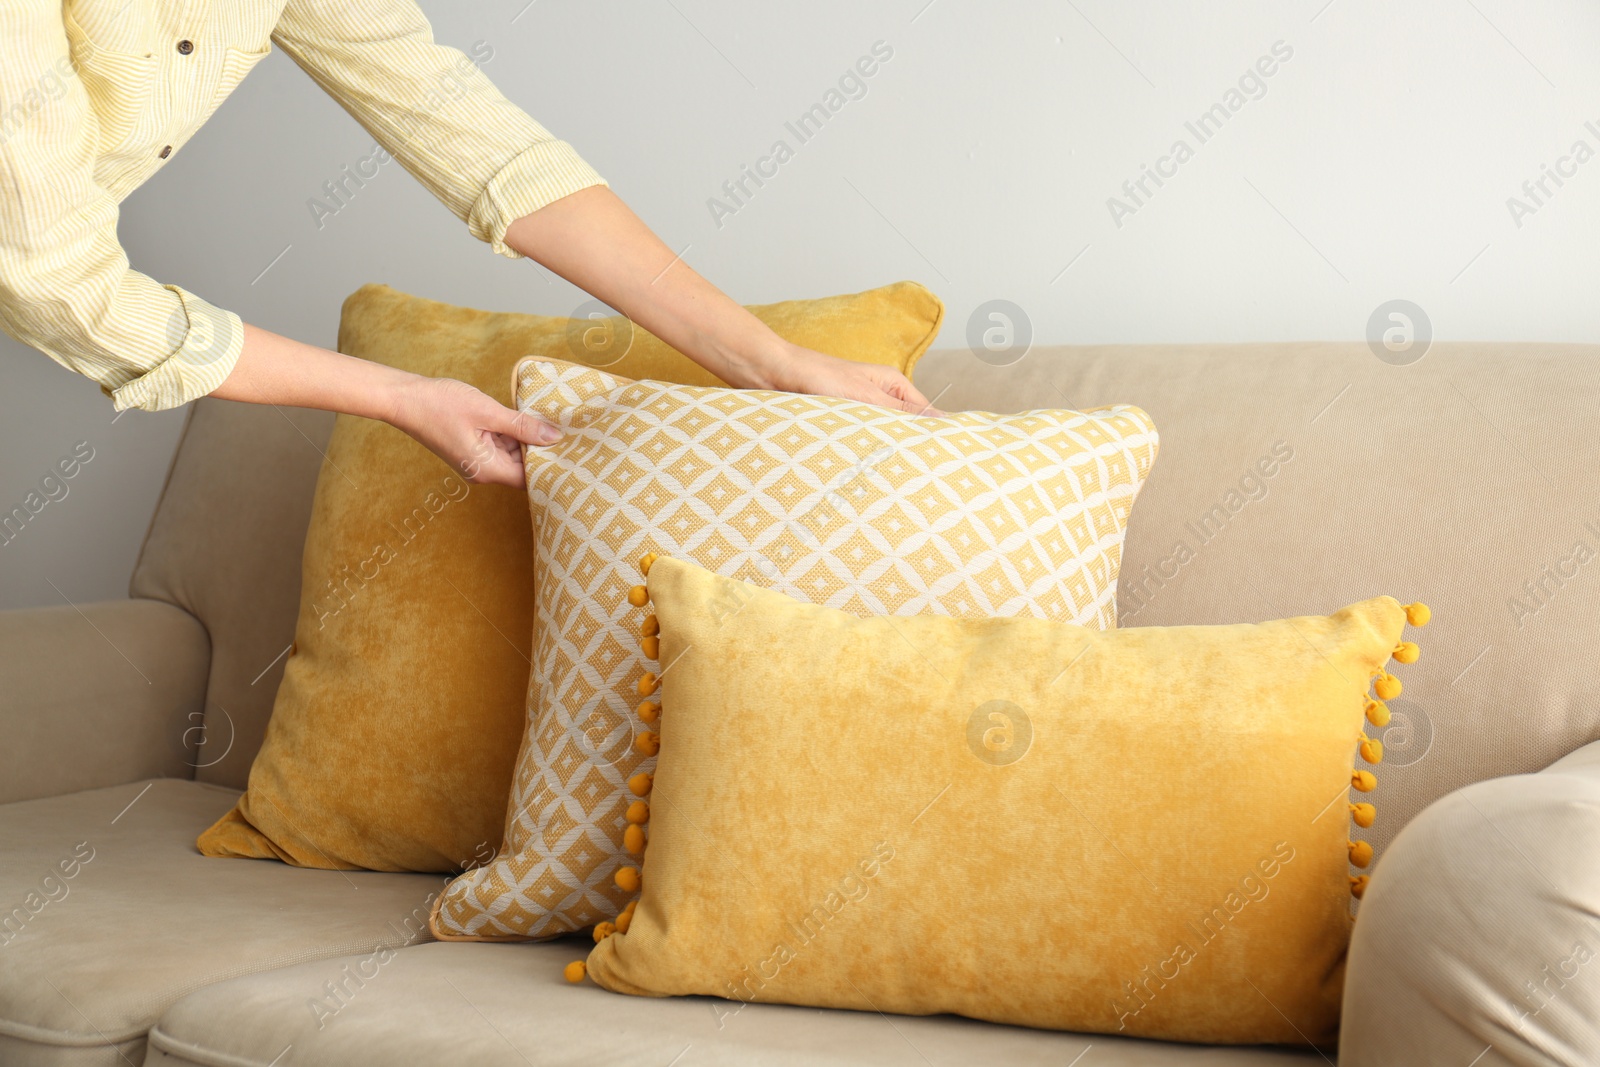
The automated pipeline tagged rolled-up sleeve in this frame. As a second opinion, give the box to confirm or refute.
[271,0,607,259]
[0,7,244,412]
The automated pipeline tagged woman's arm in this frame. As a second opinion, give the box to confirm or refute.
[212,182,941,491]
[213,184,945,489]
[503,187,938,414]
[210,325,554,488]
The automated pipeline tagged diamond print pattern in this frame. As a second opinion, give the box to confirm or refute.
[432,359,1158,940]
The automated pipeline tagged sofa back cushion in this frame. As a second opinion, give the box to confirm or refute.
[130,399,333,787]
[916,341,1600,853]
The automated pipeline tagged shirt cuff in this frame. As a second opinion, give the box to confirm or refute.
[468,139,607,260]
[110,285,246,412]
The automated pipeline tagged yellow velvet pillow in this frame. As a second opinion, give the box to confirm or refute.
[579,556,1429,1046]
[197,281,944,872]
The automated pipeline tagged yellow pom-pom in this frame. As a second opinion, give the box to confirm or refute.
[634,731,660,756]
[621,898,637,916]
[1352,770,1377,792]
[1349,840,1374,868]
[592,921,615,942]
[1350,875,1370,899]
[615,866,641,892]
[637,701,659,725]
[642,635,660,660]
[642,615,660,638]
[1365,700,1391,728]
[1405,602,1431,627]
[627,585,649,608]
[639,552,657,576]
[1351,802,1377,828]
[1393,641,1420,664]
[623,824,647,855]
[627,772,653,797]
[1360,737,1384,764]
[564,960,587,983]
[625,801,649,825]
[1375,673,1402,700]
[636,672,660,697]
[614,909,632,933]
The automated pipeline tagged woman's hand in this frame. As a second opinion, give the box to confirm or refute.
[386,375,560,488]
[213,325,558,488]
[759,342,942,415]
[211,326,560,488]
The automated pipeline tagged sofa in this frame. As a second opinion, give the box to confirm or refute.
[3,337,1598,1066]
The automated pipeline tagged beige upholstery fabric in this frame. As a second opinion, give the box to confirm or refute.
[143,941,1324,1066]
[0,1035,144,1067]
[0,780,443,1067]
[917,342,1600,855]
[0,599,208,805]
[130,400,334,788]
[1341,739,1600,1065]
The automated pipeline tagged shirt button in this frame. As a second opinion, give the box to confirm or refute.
[176,40,194,55]
[159,146,172,158]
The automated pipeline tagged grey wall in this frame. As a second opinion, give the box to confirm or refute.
[3,0,1598,609]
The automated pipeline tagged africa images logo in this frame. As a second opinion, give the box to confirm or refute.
[706,42,895,228]
[1106,41,1294,229]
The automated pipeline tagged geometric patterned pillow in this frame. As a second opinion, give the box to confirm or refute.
[429,358,1159,941]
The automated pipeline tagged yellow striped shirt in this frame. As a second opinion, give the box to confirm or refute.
[0,0,606,412]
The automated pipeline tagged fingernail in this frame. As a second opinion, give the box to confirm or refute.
[537,424,563,444]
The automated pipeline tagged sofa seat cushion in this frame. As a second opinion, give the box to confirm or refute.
[144,941,1326,1067]
[0,780,443,1067]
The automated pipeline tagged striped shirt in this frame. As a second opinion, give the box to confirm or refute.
[0,0,605,411]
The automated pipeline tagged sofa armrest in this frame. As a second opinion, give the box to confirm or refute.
[0,598,210,804]
[1341,741,1600,1064]
[1543,736,1600,778]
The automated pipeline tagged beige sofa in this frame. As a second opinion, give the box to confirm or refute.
[4,340,1598,1066]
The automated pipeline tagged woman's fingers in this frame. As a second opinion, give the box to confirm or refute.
[454,397,561,486]
[767,345,946,416]
[389,378,562,487]
[488,399,562,447]
[890,379,942,416]
[869,369,942,416]
[467,432,527,487]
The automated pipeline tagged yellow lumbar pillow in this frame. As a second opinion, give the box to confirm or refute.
[197,281,943,872]
[580,556,1428,1046]
[428,359,1159,940]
